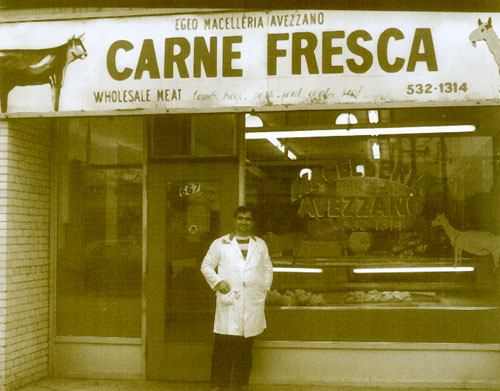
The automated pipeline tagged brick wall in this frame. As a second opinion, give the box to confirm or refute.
[0,119,51,391]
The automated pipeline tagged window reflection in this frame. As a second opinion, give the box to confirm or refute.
[164,181,220,342]
[56,118,143,338]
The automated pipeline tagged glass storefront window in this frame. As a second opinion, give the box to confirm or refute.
[56,117,143,337]
[150,114,237,158]
[90,117,143,165]
[246,108,500,343]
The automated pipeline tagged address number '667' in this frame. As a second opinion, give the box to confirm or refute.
[407,82,468,95]
[179,183,200,197]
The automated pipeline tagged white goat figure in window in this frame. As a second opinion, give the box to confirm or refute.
[431,213,500,272]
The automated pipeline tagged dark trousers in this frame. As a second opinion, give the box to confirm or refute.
[210,333,255,388]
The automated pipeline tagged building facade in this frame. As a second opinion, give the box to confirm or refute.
[1,5,500,391]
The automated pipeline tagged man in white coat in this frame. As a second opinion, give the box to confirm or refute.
[201,206,273,391]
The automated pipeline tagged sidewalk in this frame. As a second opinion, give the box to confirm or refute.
[15,378,479,391]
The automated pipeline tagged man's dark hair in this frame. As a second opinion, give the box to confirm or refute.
[234,205,254,219]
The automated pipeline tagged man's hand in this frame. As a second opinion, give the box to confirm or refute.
[214,280,231,294]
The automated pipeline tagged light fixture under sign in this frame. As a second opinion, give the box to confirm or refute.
[353,266,474,274]
[246,125,475,139]
[245,113,263,128]
[273,267,323,273]
[372,141,380,160]
[335,113,358,125]
[368,110,379,124]
[266,137,297,160]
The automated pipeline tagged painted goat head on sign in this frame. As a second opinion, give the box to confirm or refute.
[469,17,500,75]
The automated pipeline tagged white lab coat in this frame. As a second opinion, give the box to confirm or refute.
[201,234,273,338]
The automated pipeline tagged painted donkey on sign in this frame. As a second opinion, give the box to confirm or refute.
[469,17,500,75]
[0,34,87,113]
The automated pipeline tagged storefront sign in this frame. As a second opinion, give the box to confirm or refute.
[291,160,426,231]
[1,11,500,114]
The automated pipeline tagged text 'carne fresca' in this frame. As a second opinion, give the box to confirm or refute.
[106,28,437,80]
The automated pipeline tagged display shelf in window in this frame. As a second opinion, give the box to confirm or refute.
[268,256,498,309]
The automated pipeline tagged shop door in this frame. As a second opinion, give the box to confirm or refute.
[146,161,240,380]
